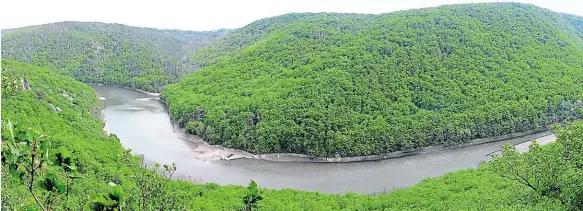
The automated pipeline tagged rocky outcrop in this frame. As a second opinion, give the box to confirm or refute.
[21,78,30,90]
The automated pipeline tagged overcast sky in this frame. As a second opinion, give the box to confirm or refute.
[1,0,582,31]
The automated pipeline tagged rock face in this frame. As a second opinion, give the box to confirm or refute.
[62,91,73,102]
[48,103,62,112]
[21,78,30,90]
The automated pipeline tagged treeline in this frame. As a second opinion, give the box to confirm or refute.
[1,22,230,92]
[4,60,583,210]
[164,3,583,157]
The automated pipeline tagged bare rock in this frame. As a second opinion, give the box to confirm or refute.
[21,78,30,90]
[36,91,45,100]
[61,91,73,102]
[48,103,62,112]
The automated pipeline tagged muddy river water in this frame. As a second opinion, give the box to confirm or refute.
[93,85,553,194]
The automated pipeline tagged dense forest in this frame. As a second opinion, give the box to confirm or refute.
[164,3,583,157]
[564,14,583,39]
[2,60,583,210]
[188,13,376,69]
[1,22,230,92]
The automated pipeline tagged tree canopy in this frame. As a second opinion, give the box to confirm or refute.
[3,2,583,210]
[164,3,583,157]
[4,58,583,210]
[1,22,230,92]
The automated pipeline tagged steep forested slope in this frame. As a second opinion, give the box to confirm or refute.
[0,60,249,210]
[3,59,580,211]
[564,14,583,40]
[1,22,229,91]
[164,3,583,157]
[1,59,132,209]
[189,13,377,69]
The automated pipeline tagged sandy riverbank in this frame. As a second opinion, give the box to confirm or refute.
[91,83,161,97]
[493,133,557,154]
[514,134,557,152]
[256,129,554,162]
[174,125,553,162]
[173,126,255,161]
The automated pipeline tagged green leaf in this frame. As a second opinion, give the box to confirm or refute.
[247,180,258,193]
[40,138,51,152]
[26,205,40,211]
[22,144,31,154]
[110,186,124,203]
[92,195,118,207]
[47,165,60,172]
[4,153,17,163]
[8,164,20,179]
[9,144,20,157]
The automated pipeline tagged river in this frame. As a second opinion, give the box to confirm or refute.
[93,85,554,194]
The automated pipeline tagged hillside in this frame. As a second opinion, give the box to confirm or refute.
[4,59,582,211]
[1,22,230,92]
[563,14,583,40]
[188,13,377,69]
[164,3,583,157]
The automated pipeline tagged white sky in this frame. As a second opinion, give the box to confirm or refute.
[1,0,582,31]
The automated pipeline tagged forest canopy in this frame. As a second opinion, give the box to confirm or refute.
[2,59,582,210]
[164,3,583,157]
[3,2,583,210]
[1,22,230,92]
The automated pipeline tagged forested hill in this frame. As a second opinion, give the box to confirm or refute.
[188,13,377,69]
[164,3,583,157]
[4,59,583,211]
[190,6,583,70]
[1,22,230,91]
[563,14,583,40]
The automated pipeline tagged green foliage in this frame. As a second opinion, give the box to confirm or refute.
[186,120,205,135]
[125,152,184,211]
[3,4,583,211]
[563,14,583,41]
[0,60,194,211]
[1,60,128,210]
[2,121,49,180]
[1,22,230,92]
[242,180,263,211]
[165,3,583,157]
[85,183,125,211]
[2,119,85,210]
[492,122,583,210]
[1,72,22,97]
[1,120,53,210]
[188,13,371,69]
[0,54,575,211]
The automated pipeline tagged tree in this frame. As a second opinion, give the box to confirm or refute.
[2,121,52,211]
[242,180,263,211]
[122,149,180,211]
[53,146,80,210]
[492,122,583,210]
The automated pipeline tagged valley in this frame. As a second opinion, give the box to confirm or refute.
[94,85,556,194]
[2,2,583,210]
